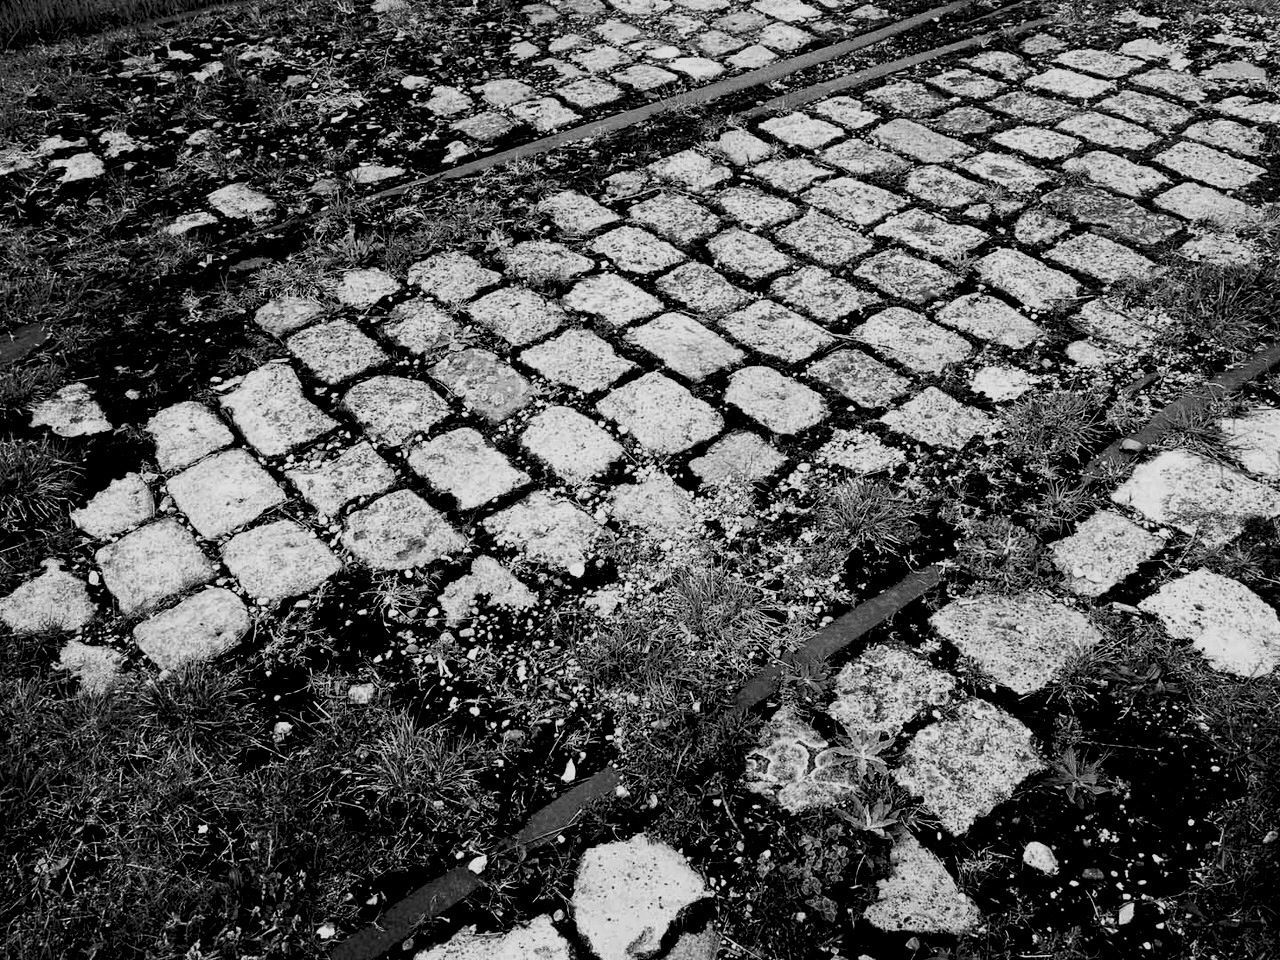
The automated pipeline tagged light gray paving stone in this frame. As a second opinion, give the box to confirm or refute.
[965,50,1032,80]
[854,308,971,373]
[1155,140,1265,190]
[598,372,722,454]
[220,364,337,457]
[1184,118,1265,157]
[557,76,625,108]
[452,111,517,142]
[407,252,500,304]
[871,118,972,163]
[892,699,1044,836]
[820,139,911,178]
[689,431,785,487]
[1220,408,1280,479]
[905,166,986,209]
[0,560,95,635]
[803,176,908,226]
[971,365,1035,402]
[343,490,466,569]
[862,80,950,117]
[811,95,880,131]
[1132,68,1211,103]
[1214,95,1280,125]
[712,129,776,167]
[1021,32,1065,55]
[1097,89,1191,133]
[378,299,464,358]
[864,832,981,935]
[438,555,536,626]
[853,250,960,305]
[481,78,537,106]
[409,428,528,510]
[1050,509,1165,597]
[656,262,754,315]
[988,90,1076,124]
[648,149,732,192]
[725,366,827,434]
[614,63,679,91]
[1055,48,1143,78]
[1061,150,1169,198]
[808,348,908,407]
[872,209,987,263]
[1118,37,1176,61]
[591,226,686,274]
[770,266,878,322]
[758,111,843,149]
[932,593,1104,694]
[1014,209,1070,247]
[573,44,630,73]
[758,22,812,52]
[991,125,1080,160]
[1071,298,1168,348]
[485,490,605,575]
[418,914,570,960]
[342,375,451,446]
[521,329,635,392]
[744,708,862,812]
[1113,448,1280,545]
[509,97,580,132]
[706,229,793,280]
[58,640,122,694]
[1047,233,1161,284]
[753,0,820,20]
[1042,184,1180,246]
[286,442,396,516]
[430,349,535,423]
[72,473,154,539]
[1153,182,1261,230]
[521,405,623,483]
[1204,60,1267,85]
[608,472,699,539]
[818,428,905,473]
[29,383,111,438]
[538,190,621,234]
[133,586,249,669]
[936,294,1044,349]
[933,106,999,135]
[253,296,324,337]
[207,182,275,222]
[1057,111,1158,151]
[147,402,234,473]
[1026,68,1114,99]
[286,320,387,385]
[881,387,991,449]
[927,67,1006,99]
[1179,234,1261,266]
[423,84,473,116]
[1140,569,1280,677]
[958,151,1052,194]
[976,248,1082,311]
[337,268,400,309]
[501,241,593,286]
[728,45,776,70]
[750,156,832,193]
[564,273,662,326]
[719,299,835,363]
[223,520,342,603]
[96,519,216,615]
[828,644,956,738]
[628,312,744,381]
[775,209,872,267]
[469,287,567,346]
[167,449,286,540]
[715,186,798,230]
[695,28,746,57]
[629,193,722,245]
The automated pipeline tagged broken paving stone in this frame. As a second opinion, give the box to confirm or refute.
[133,587,250,669]
[72,473,155,539]
[430,349,536,423]
[628,312,744,381]
[165,211,219,236]
[818,429,905,473]
[894,699,1044,835]
[342,375,450,446]
[927,67,1007,99]
[343,491,466,570]
[415,914,570,960]
[484,491,604,575]
[221,364,338,457]
[564,273,663,326]
[598,372,722,455]
[1050,509,1165,598]
[864,832,981,935]
[1139,569,1280,677]
[509,97,580,132]
[1072,298,1167,348]
[287,442,397,516]
[608,473,699,539]
[96,519,216,616]
[719,299,835,363]
[0,560,96,635]
[854,249,960,305]
[521,406,623,483]
[744,707,862,812]
[827,644,956,738]
[146,402,234,473]
[407,252,499,303]
[167,449,286,540]
[971,365,1035,402]
[854,308,972,375]
[977,248,1082,311]
[287,320,388,385]
[726,366,827,435]
[1111,449,1280,546]
[500,241,593,287]
[937,294,1044,349]
[253,296,324,337]
[438,556,537,627]
[222,520,343,604]
[206,182,276,222]
[521,329,635,392]
[58,640,123,695]
[1221,408,1280,479]
[932,593,1104,694]
[689,431,785,488]
[30,382,112,438]
[572,835,708,960]
[410,428,529,509]
[49,152,104,183]
[1180,233,1260,266]
[882,388,991,450]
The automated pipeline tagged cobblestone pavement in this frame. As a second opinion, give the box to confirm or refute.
[9,8,1280,943]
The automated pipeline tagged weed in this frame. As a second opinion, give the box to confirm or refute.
[999,389,1108,471]
[0,437,82,588]
[1025,479,1097,536]
[1049,746,1115,808]
[804,479,921,573]
[953,516,1053,594]
[1147,260,1280,360]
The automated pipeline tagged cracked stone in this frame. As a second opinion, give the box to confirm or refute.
[1050,509,1166,597]
[343,491,467,569]
[808,348,908,408]
[881,388,991,449]
[72,473,155,539]
[439,556,537,627]
[342,375,451,446]
[745,708,863,812]
[564,272,663,326]
[287,320,388,384]
[864,833,981,935]
[220,364,337,457]
[410,428,528,510]
[937,294,1044,349]
[1043,183,1179,245]
[287,442,397,516]
[521,406,623,483]
[167,449,286,540]
[689,431,785,487]
[408,252,500,303]
[30,382,112,438]
[598,372,722,454]
[96,519,216,615]
[1,560,96,635]
[430,349,536,423]
[484,491,604,574]
[828,644,956,738]
[726,366,827,434]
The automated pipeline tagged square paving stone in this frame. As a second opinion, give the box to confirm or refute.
[713,129,776,166]
[500,241,594,287]
[286,442,398,516]
[342,375,451,446]
[1154,140,1266,190]
[521,329,635,392]
[72,473,155,539]
[893,700,1044,836]
[521,405,624,483]
[706,229,793,281]
[770,266,879,323]
[96,519,216,615]
[342,490,467,569]
[715,187,798,230]
[862,80,950,117]
[881,387,992,449]
[564,273,663,326]
[936,293,1045,349]
[933,106,1000,135]
[871,118,972,163]
[378,299,465,357]
[750,157,832,193]
[803,177,908,226]
[657,263,754,317]
[1047,233,1160,284]
[430,349,537,423]
[133,586,249,669]
[1096,90,1191,132]
[758,22,812,52]
[819,139,911,179]
[407,252,500,303]
[807,348,909,408]
[872,209,987,263]
[976,248,1082,311]
[991,125,1081,160]
[726,365,828,434]
[758,111,843,149]
[1184,119,1265,157]
[775,210,872,267]
[1056,111,1157,151]
[811,95,880,131]
[905,166,986,209]
[591,226,687,274]
[719,300,836,363]
[648,149,732,192]
[614,63,680,91]
[818,428,906,473]
[167,448,287,540]
[220,364,338,458]
[538,189,621,234]
[1153,183,1261,230]
[286,320,388,385]
[988,91,1076,125]
[854,308,972,373]
[484,490,606,575]
[689,431,785,487]
[1059,151,1169,198]
[597,372,723,455]
[965,50,1032,80]
[926,67,1006,99]
[827,644,956,738]
[1050,509,1165,597]
[958,151,1052,194]
[629,193,722,245]
[1055,48,1143,78]
[608,473,699,540]
[222,520,342,604]
[1026,67,1114,99]
[253,296,324,337]
[1131,68,1210,103]
[509,97,580,132]
[468,287,567,346]
[147,401,234,472]
[409,428,529,510]
[336,269,400,309]
[854,250,961,305]
[1072,298,1169,348]
[1,561,95,635]
[628,312,744,381]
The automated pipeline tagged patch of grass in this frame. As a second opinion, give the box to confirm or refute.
[0,437,82,589]
[999,389,1108,472]
[2,0,226,48]
[804,479,921,573]
[1146,260,1280,361]
[953,516,1055,594]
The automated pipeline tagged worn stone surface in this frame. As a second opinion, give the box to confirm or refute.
[58,640,123,694]
[415,915,570,960]
[726,366,827,434]
[147,402,235,471]
[828,645,956,738]
[1050,510,1166,597]
[30,382,112,438]
[808,348,909,408]
[484,491,605,575]
[0,560,96,635]
[656,262,753,315]
[287,319,388,385]
[864,833,981,935]
[689,431,785,487]
[598,372,722,454]
[775,209,872,266]
[343,376,451,446]
[167,449,286,539]
[932,593,1104,694]
[1221,408,1280,478]
[719,299,834,363]
[819,429,905,474]
[592,226,686,273]
[439,556,536,626]
[977,248,1082,311]
[133,587,250,668]
[854,309,971,374]
[287,442,398,516]
[469,286,567,346]
[222,520,343,603]
[72,473,155,539]
[628,312,744,381]
[337,268,401,308]
[564,273,663,326]
[207,182,275,221]
[408,252,499,304]
[873,209,987,263]
[521,406,623,483]
[803,176,907,225]
[936,294,1043,349]
[881,388,992,450]
[343,491,467,569]
[744,708,862,812]
[609,473,699,539]
[430,349,536,423]
[221,364,338,457]
[854,249,960,305]
[254,296,324,337]
[96,520,216,615]
[410,429,528,510]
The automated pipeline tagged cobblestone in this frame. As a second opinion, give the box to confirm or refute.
[808,348,908,408]
[628,312,744,381]
[719,299,835,362]
[343,376,451,446]
[72,473,155,539]
[287,442,398,516]
[598,372,723,454]
[96,519,216,615]
[1050,509,1165,597]
[430,349,536,423]
[167,449,286,540]
[133,586,249,669]
[221,364,338,457]
[521,405,624,482]
[485,491,605,575]
[881,387,991,449]
[854,308,971,373]
[343,490,467,569]
[725,365,827,434]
